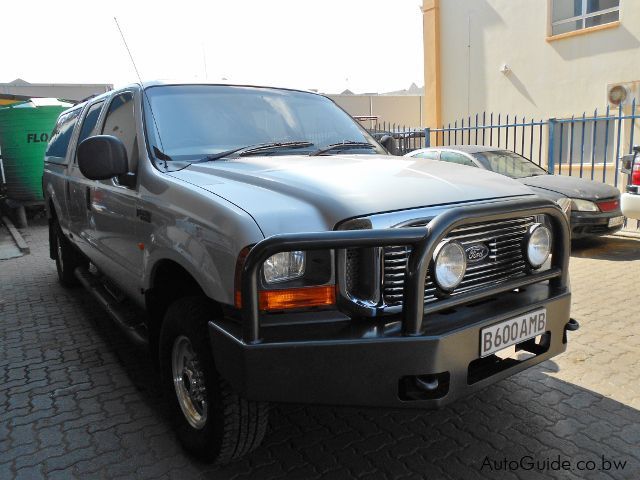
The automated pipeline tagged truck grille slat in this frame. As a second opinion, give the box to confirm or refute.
[382,216,535,306]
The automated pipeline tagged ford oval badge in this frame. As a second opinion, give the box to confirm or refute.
[465,244,489,263]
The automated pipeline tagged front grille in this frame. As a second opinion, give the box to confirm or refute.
[382,216,535,306]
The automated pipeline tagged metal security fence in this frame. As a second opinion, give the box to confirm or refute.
[548,104,638,188]
[427,114,547,167]
[369,102,640,190]
[368,122,427,155]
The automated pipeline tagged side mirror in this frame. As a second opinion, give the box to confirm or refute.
[379,134,399,156]
[77,135,129,180]
[633,145,640,154]
[620,153,635,174]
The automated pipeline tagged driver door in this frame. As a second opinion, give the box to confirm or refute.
[87,90,143,297]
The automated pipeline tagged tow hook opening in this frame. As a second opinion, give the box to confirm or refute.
[399,372,450,401]
[563,318,580,344]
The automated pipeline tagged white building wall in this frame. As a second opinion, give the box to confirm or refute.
[439,0,640,124]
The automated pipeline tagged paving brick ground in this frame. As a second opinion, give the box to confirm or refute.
[1,218,639,479]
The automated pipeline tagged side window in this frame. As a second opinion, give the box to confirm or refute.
[413,150,440,160]
[440,151,477,167]
[102,92,137,169]
[77,101,104,147]
[45,109,81,163]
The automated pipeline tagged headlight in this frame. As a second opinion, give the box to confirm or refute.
[263,251,305,284]
[571,199,599,212]
[433,241,466,292]
[526,224,551,269]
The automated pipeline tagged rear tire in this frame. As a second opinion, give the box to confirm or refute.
[51,220,87,287]
[159,297,269,463]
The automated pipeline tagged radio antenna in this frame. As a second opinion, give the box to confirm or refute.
[113,16,168,169]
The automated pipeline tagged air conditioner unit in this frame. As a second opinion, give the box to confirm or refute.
[606,81,640,109]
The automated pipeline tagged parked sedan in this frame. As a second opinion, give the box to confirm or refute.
[406,145,624,238]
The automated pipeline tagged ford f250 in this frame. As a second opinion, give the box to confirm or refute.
[42,81,577,463]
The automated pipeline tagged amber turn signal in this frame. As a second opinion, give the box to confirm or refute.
[235,285,336,311]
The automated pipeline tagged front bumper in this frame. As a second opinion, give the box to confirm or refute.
[210,285,571,407]
[570,210,624,238]
[211,198,572,408]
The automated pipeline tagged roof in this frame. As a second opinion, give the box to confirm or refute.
[138,80,323,97]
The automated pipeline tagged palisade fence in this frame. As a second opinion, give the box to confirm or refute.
[368,100,640,190]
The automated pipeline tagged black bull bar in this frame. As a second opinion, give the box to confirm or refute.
[240,198,570,344]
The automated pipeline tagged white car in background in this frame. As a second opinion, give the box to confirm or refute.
[621,147,640,220]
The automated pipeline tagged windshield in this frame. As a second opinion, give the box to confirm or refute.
[143,85,383,161]
[474,150,547,179]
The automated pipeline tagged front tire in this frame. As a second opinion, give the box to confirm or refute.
[159,297,269,463]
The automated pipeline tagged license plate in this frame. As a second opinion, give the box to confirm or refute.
[480,308,547,357]
[608,216,624,227]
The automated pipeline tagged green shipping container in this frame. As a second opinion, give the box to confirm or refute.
[0,102,69,202]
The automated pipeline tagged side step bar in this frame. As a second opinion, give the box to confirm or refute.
[74,266,149,347]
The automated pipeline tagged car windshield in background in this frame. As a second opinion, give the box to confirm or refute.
[474,150,547,179]
[144,85,383,161]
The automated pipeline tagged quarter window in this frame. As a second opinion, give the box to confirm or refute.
[45,109,81,162]
[551,0,620,36]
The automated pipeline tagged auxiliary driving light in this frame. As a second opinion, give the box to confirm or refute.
[433,240,467,292]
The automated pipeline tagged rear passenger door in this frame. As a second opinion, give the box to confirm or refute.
[67,100,105,247]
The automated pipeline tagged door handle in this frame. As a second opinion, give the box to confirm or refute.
[85,187,91,210]
[136,208,151,223]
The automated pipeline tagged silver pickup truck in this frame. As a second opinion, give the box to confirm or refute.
[43,81,576,463]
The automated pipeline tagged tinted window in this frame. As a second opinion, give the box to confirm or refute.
[102,92,137,163]
[46,109,81,162]
[77,101,104,146]
[413,150,440,160]
[440,151,476,167]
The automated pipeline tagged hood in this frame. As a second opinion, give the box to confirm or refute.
[522,185,564,202]
[518,174,620,200]
[169,154,533,237]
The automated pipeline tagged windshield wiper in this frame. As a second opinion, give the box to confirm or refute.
[310,141,376,156]
[193,141,314,163]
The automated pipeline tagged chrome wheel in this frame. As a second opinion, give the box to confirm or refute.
[171,336,208,429]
